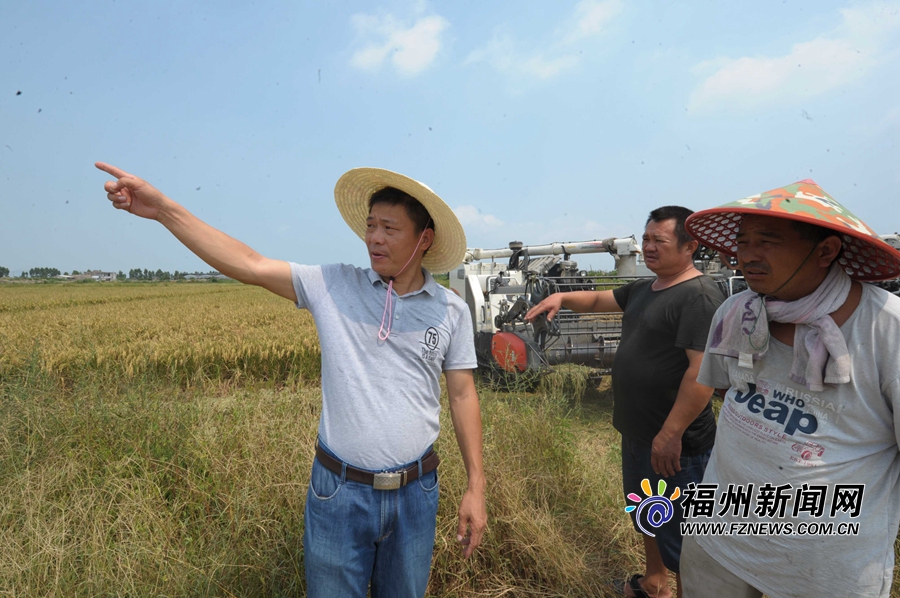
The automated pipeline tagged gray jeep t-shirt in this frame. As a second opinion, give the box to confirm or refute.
[291,263,477,469]
[694,284,900,598]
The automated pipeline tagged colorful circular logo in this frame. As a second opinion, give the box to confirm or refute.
[624,479,681,537]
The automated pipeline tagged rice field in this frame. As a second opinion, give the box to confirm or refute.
[1,281,898,597]
[0,281,320,385]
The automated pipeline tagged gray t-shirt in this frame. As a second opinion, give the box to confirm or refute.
[291,263,477,469]
[694,284,900,598]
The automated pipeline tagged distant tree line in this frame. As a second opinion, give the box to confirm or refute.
[128,269,220,281]
[28,267,61,278]
[0,267,222,281]
[130,268,173,281]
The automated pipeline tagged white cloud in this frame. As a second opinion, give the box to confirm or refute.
[520,54,581,79]
[464,31,581,79]
[689,1,900,111]
[466,0,622,80]
[560,0,623,44]
[454,205,505,231]
[881,105,900,127]
[349,11,449,76]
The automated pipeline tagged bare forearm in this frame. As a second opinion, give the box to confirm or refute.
[448,389,485,491]
[660,368,714,438]
[650,352,710,475]
[560,290,619,314]
[157,200,267,285]
[445,372,488,557]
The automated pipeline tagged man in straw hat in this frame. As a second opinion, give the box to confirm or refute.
[679,179,900,598]
[526,206,724,598]
[95,163,486,598]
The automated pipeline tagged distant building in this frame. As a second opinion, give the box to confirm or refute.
[74,270,117,282]
[184,274,230,281]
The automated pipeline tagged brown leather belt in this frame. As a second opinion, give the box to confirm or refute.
[315,444,440,491]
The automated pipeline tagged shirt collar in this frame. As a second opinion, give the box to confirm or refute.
[367,267,437,297]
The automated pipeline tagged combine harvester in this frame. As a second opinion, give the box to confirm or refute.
[450,237,647,385]
[452,233,900,385]
[878,234,900,294]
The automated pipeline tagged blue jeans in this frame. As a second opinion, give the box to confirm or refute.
[621,436,711,573]
[303,442,440,598]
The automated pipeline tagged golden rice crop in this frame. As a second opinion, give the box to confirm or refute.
[0,282,320,385]
[5,282,897,597]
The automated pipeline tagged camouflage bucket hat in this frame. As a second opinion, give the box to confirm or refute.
[685,179,900,282]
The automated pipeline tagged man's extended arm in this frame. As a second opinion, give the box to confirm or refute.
[651,349,715,477]
[524,290,622,322]
[444,369,487,558]
[96,162,296,301]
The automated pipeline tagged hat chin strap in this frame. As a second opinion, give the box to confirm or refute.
[763,241,821,299]
[745,241,822,352]
[378,224,431,341]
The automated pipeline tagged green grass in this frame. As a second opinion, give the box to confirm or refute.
[0,362,648,596]
[1,376,307,595]
[4,369,900,596]
[432,272,451,288]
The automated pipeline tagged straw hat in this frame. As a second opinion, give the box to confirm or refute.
[685,179,900,282]
[334,168,467,274]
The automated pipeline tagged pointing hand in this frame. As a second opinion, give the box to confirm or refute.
[95,162,169,220]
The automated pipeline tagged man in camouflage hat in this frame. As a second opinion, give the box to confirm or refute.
[680,180,900,598]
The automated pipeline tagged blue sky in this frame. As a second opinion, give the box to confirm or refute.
[2,0,898,275]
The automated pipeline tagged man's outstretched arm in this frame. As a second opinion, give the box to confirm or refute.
[96,162,296,302]
[524,289,622,323]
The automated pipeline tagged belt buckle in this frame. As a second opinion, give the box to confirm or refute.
[373,471,404,490]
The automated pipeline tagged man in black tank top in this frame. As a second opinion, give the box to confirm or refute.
[527,206,723,598]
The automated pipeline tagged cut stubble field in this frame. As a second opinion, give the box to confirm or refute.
[1,282,897,597]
